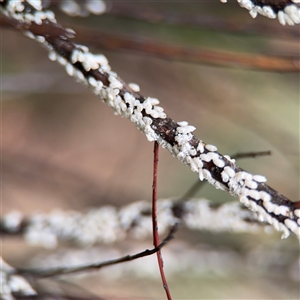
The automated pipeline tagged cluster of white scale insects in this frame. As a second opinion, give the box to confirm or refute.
[1,0,299,240]
[2,199,262,248]
[221,0,300,25]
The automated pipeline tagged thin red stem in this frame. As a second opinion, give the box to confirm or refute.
[152,141,172,300]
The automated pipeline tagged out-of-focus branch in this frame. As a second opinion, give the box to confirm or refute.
[1,16,299,72]
[68,25,300,72]
[0,1,299,240]
[1,198,267,248]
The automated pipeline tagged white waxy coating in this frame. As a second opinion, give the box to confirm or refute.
[265,213,273,225]
[248,190,260,200]
[70,49,79,63]
[48,51,57,61]
[189,148,197,156]
[205,144,218,152]
[240,196,250,207]
[249,9,258,18]
[283,12,295,25]
[224,166,235,178]
[35,35,45,43]
[198,169,204,181]
[213,157,225,168]
[249,200,258,212]
[150,110,159,119]
[124,92,135,105]
[66,63,75,76]
[177,121,188,127]
[177,125,196,134]
[23,30,35,39]
[27,0,42,10]
[278,10,286,25]
[274,205,290,216]
[257,213,265,222]
[234,171,247,182]
[200,154,212,162]
[221,171,230,183]
[252,175,267,183]
[189,158,198,173]
[284,219,298,233]
[202,169,212,180]
[280,223,290,239]
[245,179,258,190]
[263,201,276,213]
[108,76,123,89]
[206,152,218,159]
[193,157,203,169]
[256,206,268,222]
[214,181,225,190]
[197,143,205,153]
[96,81,103,91]
[263,6,276,19]
[88,76,98,88]
[128,83,140,92]
[57,56,67,66]
[145,97,159,106]
[272,219,280,231]
[285,5,300,24]
[260,191,271,202]
[224,155,236,164]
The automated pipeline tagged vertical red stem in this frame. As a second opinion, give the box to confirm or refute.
[152,141,172,300]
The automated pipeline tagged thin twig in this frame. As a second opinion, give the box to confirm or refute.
[16,225,177,278]
[232,150,272,160]
[152,141,172,300]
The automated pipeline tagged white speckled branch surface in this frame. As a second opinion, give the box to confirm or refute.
[1,1,299,239]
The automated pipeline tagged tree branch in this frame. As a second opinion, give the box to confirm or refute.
[0,1,299,240]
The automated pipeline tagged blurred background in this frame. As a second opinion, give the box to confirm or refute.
[1,0,299,299]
